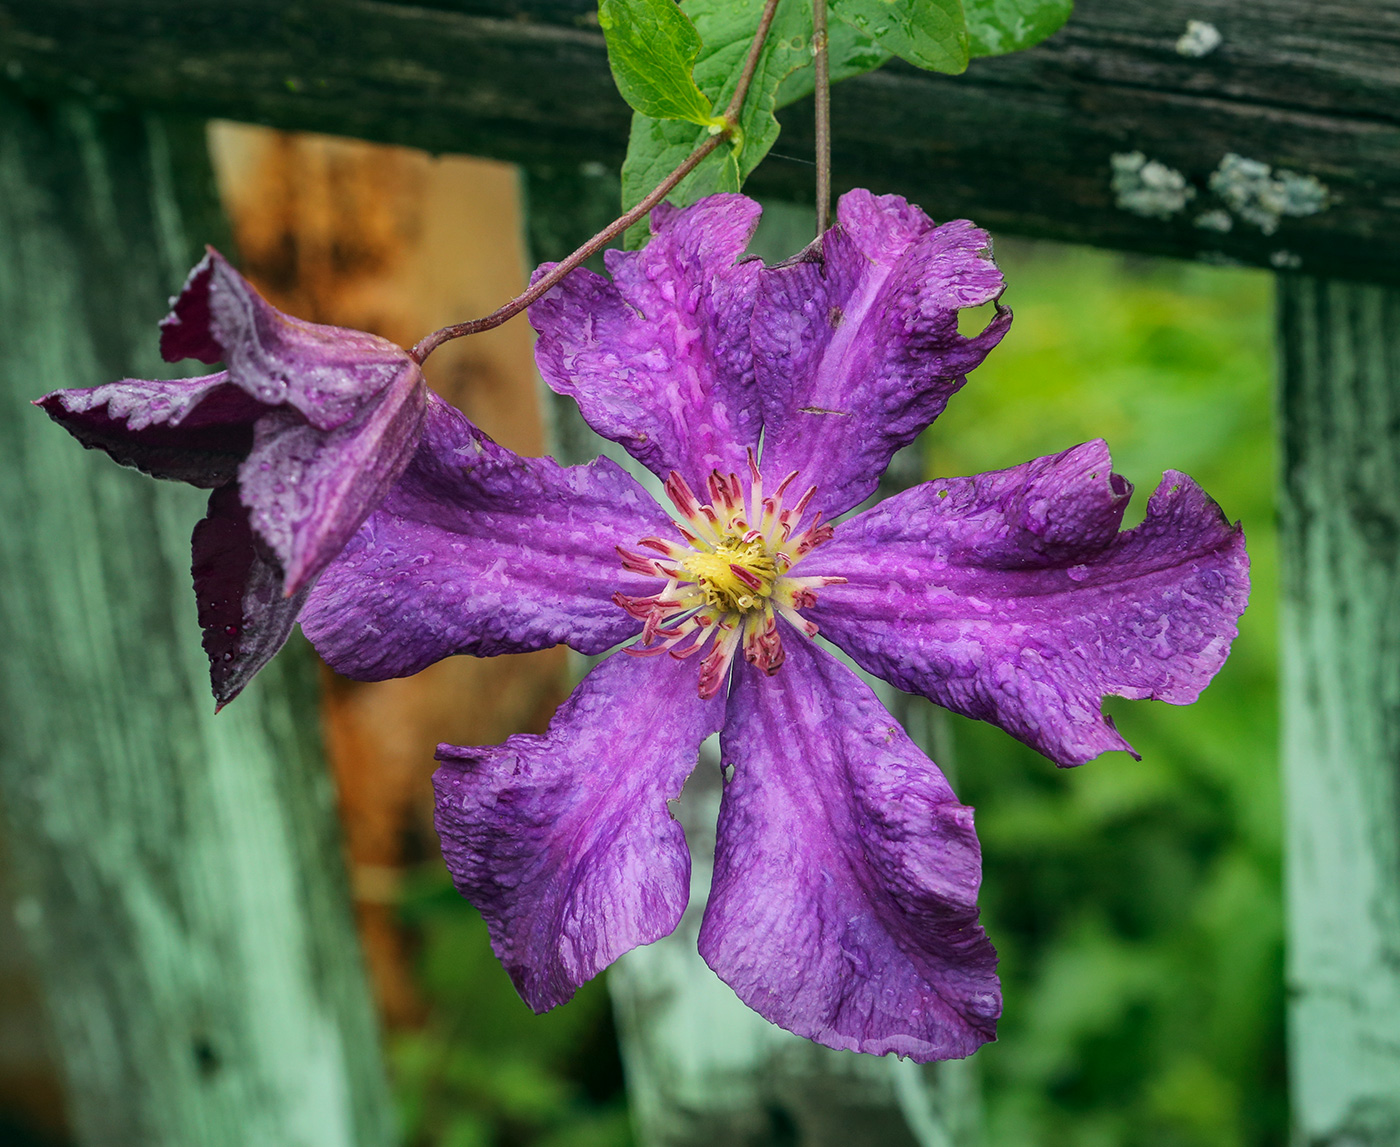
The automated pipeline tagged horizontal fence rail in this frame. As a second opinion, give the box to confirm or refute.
[1,0,1398,283]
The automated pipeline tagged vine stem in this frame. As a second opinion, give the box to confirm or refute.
[410,0,783,365]
[812,0,831,235]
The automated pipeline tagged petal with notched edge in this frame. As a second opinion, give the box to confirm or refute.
[530,195,762,490]
[803,441,1250,767]
[435,651,724,1012]
[754,189,1010,517]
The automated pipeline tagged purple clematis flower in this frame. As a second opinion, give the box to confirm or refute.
[300,190,1249,1060]
[38,249,427,704]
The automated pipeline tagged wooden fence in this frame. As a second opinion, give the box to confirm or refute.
[1,2,1397,1144]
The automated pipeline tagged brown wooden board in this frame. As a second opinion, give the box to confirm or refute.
[1,0,1397,281]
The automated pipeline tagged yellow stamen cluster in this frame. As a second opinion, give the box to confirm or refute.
[683,538,777,613]
[612,453,845,699]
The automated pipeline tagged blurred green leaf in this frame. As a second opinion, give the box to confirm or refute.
[932,240,1284,1147]
[598,0,719,125]
[389,869,630,1147]
[830,0,968,73]
[965,0,1072,57]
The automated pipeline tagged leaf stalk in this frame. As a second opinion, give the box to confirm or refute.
[813,0,831,235]
[410,0,784,365]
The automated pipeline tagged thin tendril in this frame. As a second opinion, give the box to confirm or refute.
[410,0,784,365]
[812,0,831,236]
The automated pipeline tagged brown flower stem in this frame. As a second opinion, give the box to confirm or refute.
[409,133,724,363]
[410,0,784,365]
[726,0,783,124]
[813,0,831,236]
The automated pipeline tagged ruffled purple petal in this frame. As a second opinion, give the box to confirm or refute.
[238,360,425,594]
[161,249,413,431]
[530,195,762,489]
[302,395,674,680]
[803,441,1251,767]
[754,190,1010,516]
[36,371,262,487]
[192,485,312,707]
[434,650,724,1011]
[698,634,999,1061]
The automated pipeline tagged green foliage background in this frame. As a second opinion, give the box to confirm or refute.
[390,236,1283,1147]
[931,240,1284,1147]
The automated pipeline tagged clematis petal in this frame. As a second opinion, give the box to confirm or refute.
[37,371,262,487]
[804,441,1250,767]
[192,485,313,707]
[530,195,762,489]
[699,634,1000,1061]
[236,360,424,594]
[754,189,1010,516]
[435,650,724,1011]
[160,248,414,431]
[39,248,430,700]
[302,395,675,680]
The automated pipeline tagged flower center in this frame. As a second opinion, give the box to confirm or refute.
[613,451,844,699]
[683,539,777,613]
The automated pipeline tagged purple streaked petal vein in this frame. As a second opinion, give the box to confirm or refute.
[434,650,725,1012]
[530,195,762,490]
[699,634,1000,1061]
[193,485,313,706]
[36,372,262,487]
[301,396,675,679]
[161,249,412,430]
[804,441,1250,767]
[754,189,1011,517]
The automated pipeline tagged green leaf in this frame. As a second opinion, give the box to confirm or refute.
[774,16,892,107]
[620,0,820,246]
[598,0,720,125]
[964,0,1072,57]
[829,0,968,74]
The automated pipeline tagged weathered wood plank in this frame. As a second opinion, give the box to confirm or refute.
[0,91,395,1147]
[1,0,1398,283]
[1277,276,1400,1146]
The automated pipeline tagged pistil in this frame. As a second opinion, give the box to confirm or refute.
[614,451,844,698]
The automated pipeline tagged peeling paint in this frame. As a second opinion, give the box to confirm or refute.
[1111,151,1195,219]
[1209,153,1330,234]
[1176,20,1222,57]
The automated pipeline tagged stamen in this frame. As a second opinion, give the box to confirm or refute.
[622,462,839,696]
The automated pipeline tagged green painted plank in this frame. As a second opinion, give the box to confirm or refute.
[1277,276,1400,1145]
[0,93,396,1147]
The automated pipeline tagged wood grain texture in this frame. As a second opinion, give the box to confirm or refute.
[1,0,1397,283]
[1277,276,1400,1147]
[0,92,394,1147]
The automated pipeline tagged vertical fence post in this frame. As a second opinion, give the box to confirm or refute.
[0,92,396,1147]
[1277,276,1400,1146]
[522,163,977,1147]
